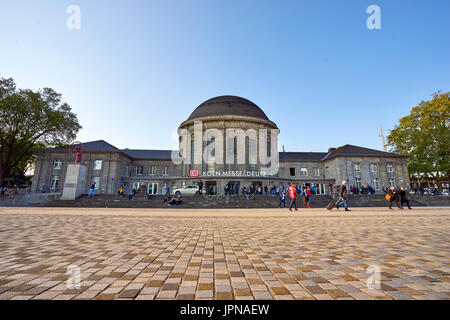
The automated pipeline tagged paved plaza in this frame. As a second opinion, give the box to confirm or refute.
[0,206,449,300]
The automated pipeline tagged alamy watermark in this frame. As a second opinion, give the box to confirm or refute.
[366,265,381,289]
[171,120,280,176]
[366,5,381,30]
[66,265,81,289]
[66,5,81,30]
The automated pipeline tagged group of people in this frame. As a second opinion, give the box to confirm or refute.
[386,186,412,209]
[279,185,313,209]
[349,184,375,195]
[327,181,413,212]
[116,186,137,200]
[164,195,183,206]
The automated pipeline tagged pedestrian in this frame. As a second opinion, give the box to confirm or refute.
[387,186,401,209]
[398,186,412,210]
[165,184,170,195]
[288,183,298,212]
[279,191,286,208]
[234,183,238,195]
[336,180,350,212]
[88,182,96,198]
[306,187,312,208]
[198,181,203,195]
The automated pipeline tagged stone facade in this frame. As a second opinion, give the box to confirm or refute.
[32,96,410,196]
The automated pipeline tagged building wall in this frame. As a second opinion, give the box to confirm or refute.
[324,156,410,190]
[32,150,410,195]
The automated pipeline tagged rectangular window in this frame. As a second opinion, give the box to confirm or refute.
[373,178,380,190]
[354,163,361,172]
[162,166,168,175]
[300,168,308,176]
[289,168,296,176]
[50,176,60,190]
[125,166,129,176]
[356,177,362,188]
[386,164,394,173]
[53,160,62,170]
[136,166,143,175]
[389,178,396,187]
[371,164,377,173]
[93,160,102,170]
[123,181,129,187]
[149,166,156,175]
[314,168,320,177]
[91,177,100,189]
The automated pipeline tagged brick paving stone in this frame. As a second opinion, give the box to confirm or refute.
[196,290,213,299]
[0,207,448,300]
[118,289,141,299]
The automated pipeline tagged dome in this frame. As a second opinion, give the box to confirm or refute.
[187,95,270,121]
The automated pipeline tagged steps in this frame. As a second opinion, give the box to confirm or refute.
[42,194,335,209]
[40,193,444,208]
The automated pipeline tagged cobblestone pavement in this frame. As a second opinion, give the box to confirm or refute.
[0,207,449,300]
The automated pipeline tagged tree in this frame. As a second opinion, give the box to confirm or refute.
[387,91,450,186]
[0,77,82,188]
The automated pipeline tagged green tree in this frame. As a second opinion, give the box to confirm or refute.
[387,91,450,186]
[0,77,82,188]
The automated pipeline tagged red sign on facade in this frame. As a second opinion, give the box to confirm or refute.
[189,169,199,177]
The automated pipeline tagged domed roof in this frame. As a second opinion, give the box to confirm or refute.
[187,96,270,121]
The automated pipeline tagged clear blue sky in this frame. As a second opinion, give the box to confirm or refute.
[1,0,449,152]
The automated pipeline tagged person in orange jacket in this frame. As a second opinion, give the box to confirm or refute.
[288,182,298,212]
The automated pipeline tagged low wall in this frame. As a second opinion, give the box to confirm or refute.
[0,193,61,206]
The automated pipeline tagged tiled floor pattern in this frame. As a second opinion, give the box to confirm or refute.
[0,207,449,300]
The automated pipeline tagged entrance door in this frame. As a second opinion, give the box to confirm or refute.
[228,181,240,195]
[133,182,143,191]
[206,181,217,195]
[148,183,159,195]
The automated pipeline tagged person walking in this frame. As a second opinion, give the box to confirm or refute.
[288,183,298,212]
[398,186,412,210]
[165,184,170,195]
[336,180,350,212]
[279,191,286,208]
[304,187,312,208]
[387,186,401,209]
[88,182,96,198]
[198,181,203,195]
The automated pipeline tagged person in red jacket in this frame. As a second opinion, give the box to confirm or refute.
[288,182,298,212]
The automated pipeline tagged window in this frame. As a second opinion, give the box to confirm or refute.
[300,168,308,176]
[354,163,361,172]
[162,166,168,175]
[50,176,60,190]
[93,160,102,170]
[371,164,377,173]
[389,178,396,187]
[136,166,144,175]
[53,160,62,170]
[125,166,129,176]
[123,181,129,187]
[289,168,296,176]
[91,177,100,189]
[356,177,362,188]
[314,168,320,177]
[386,164,394,173]
[373,178,380,190]
[149,166,156,175]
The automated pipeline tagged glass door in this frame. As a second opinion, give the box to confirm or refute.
[148,183,159,195]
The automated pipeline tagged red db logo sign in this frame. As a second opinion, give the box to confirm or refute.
[189,169,199,177]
